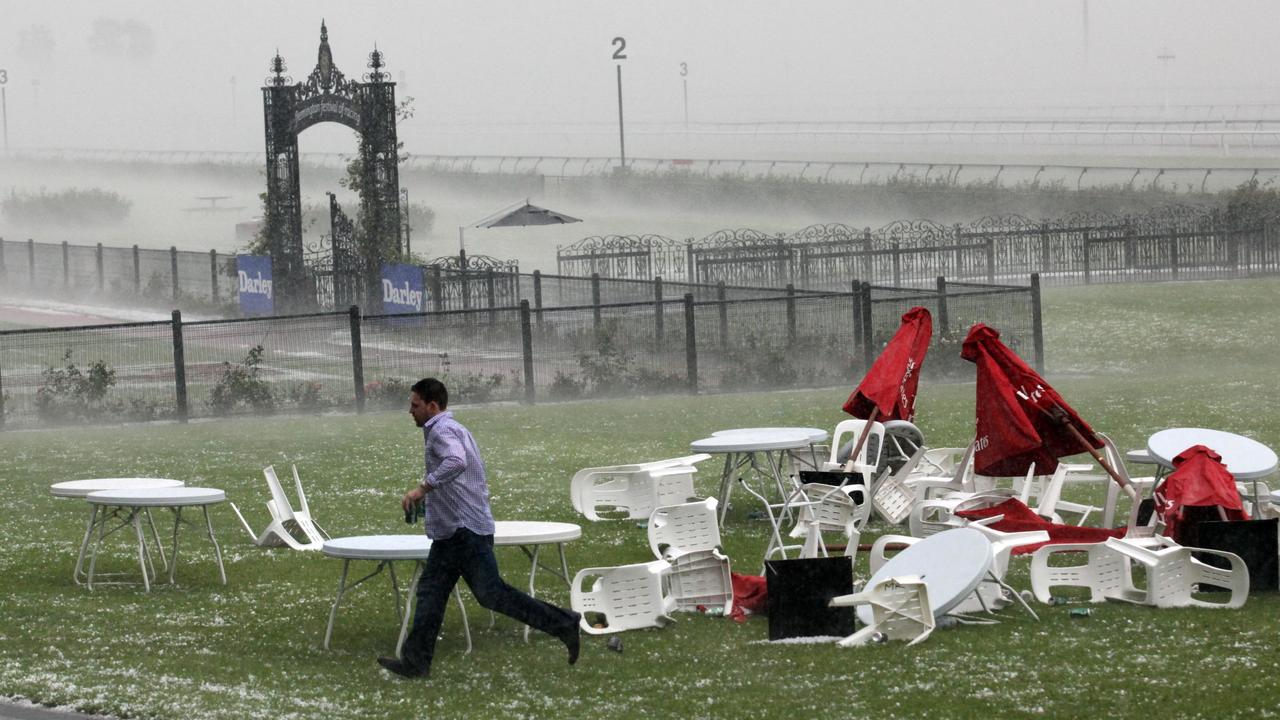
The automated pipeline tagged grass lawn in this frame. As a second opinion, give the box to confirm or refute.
[2,277,1279,719]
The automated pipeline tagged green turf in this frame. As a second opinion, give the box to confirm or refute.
[2,277,1279,719]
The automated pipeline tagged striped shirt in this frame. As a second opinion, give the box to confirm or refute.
[419,411,495,540]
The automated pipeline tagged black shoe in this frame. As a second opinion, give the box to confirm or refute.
[378,656,428,679]
[560,612,582,665]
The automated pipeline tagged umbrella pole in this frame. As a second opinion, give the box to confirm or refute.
[1057,418,1138,500]
[842,408,879,475]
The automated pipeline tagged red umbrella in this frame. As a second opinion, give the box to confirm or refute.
[1155,445,1248,540]
[960,323,1133,495]
[840,306,932,469]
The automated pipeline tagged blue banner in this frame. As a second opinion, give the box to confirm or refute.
[236,255,274,316]
[381,263,426,314]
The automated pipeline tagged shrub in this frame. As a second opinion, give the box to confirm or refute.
[209,345,275,415]
[365,377,410,408]
[287,381,329,411]
[1,187,132,226]
[34,349,118,423]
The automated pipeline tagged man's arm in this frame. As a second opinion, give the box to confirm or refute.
[423,425,468,488]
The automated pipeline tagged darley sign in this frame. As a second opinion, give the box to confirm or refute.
[236,255,274,315]
[381,263,425,314]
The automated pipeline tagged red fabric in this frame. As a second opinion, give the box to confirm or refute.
[960,323,1101,477]
[728,572,768,623]
[955,498,1125,554]
[843,306,932,421]
[1156,445,1248,539]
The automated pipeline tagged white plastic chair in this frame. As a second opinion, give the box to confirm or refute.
[880,420,926,476]
[872,454,922,525]
[647,498,721,559]
[570,454,710,521]
[830,575,935,647]
[230,465,330,551]
[1097,433,1158,529]
[1030,535,1249,608]
[666,548,734,613]
[571,560,677,634]
[766,482,870,561]
[904,442,978,501]
[823,419,886,476]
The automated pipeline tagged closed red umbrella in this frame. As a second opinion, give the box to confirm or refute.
[1156,445,1248,540]
[960,323,1133,496]
[843,306,932,422]
[840,307,932,469]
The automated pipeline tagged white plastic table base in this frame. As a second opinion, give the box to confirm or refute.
[492,521,581,642]
[321,535,472,658]
[52,478,184,586]
[84,487,226,592]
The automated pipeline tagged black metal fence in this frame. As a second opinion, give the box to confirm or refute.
[0,275,1041,429]
[0,237,816,316]
[557,207,1280,289]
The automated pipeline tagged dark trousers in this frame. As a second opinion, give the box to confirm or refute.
[401,527,576,672]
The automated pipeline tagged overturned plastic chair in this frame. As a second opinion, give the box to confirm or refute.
[571,559,677,634]
[647,499,734,612]
[230,465,330,551]
[1030,535,1249,609]
[647,497,722,559]
[570,454,710,522]
[830,575,935,647]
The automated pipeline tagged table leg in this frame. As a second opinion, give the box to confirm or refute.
[169,506,183,585]
[717,453,735,524]
[521,544,544,643]
[388,562,403,622]
[132,509,151,593]
[145,508,168,572]
[397,561,471,658]
[74,504,100,585]
[324,559,352,650]
[203,506,226,585]
[87,505,107,591]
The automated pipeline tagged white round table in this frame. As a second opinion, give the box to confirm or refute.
[1148,428,1278,508]
[51,478,186,585]
[855,528,993,625]
[493,521,581,641]
[1147,428,1279,479]
[84,487,226,592]
[321,534,471,657]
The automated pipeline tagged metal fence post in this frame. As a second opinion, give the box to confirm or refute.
[862,228,874,280]
[935,276,950,336]
[1082,230,1092,285]
[27,238,35,289]
[0,237,5,282]
[170,246,180,301]
[429,266,443,312]
[685,240,695,283]
[520,300,535,404]
[1039,222,1051,273]
[171,310,189,423]
[591,272,602,333]
[683,293,698,394]
[860,281,874,370]
[653,275,664,343]
[785,283,797,344]
[0,362,6,430]
[533,269,544,327]
[210,249,220,303]
[61,241,70,289]
[850,279,863,362]
[892,242,902,287]
[716,281,728,349]
[985,235,996,283]
[1170,235,1180,280]
[1031,273,1045,374]
[349,305,366,413]
[132,244,141,294]
[485,269,497,324]
[96,243,105,293]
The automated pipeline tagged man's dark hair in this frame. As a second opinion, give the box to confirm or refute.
[412,377,448,409]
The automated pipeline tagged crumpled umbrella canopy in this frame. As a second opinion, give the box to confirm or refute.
[960,323,1101,477]
[474,203,582,228]
[843,306,932,422]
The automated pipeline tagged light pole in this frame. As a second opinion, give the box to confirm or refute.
[400,187,411,258]
[230,75,237,122]
[1157,46,1176,113]
[680,61,689,129]
[1,68,9,154]
[612,36,627,172]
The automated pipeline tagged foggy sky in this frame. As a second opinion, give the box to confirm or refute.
[3,1,1279,155]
